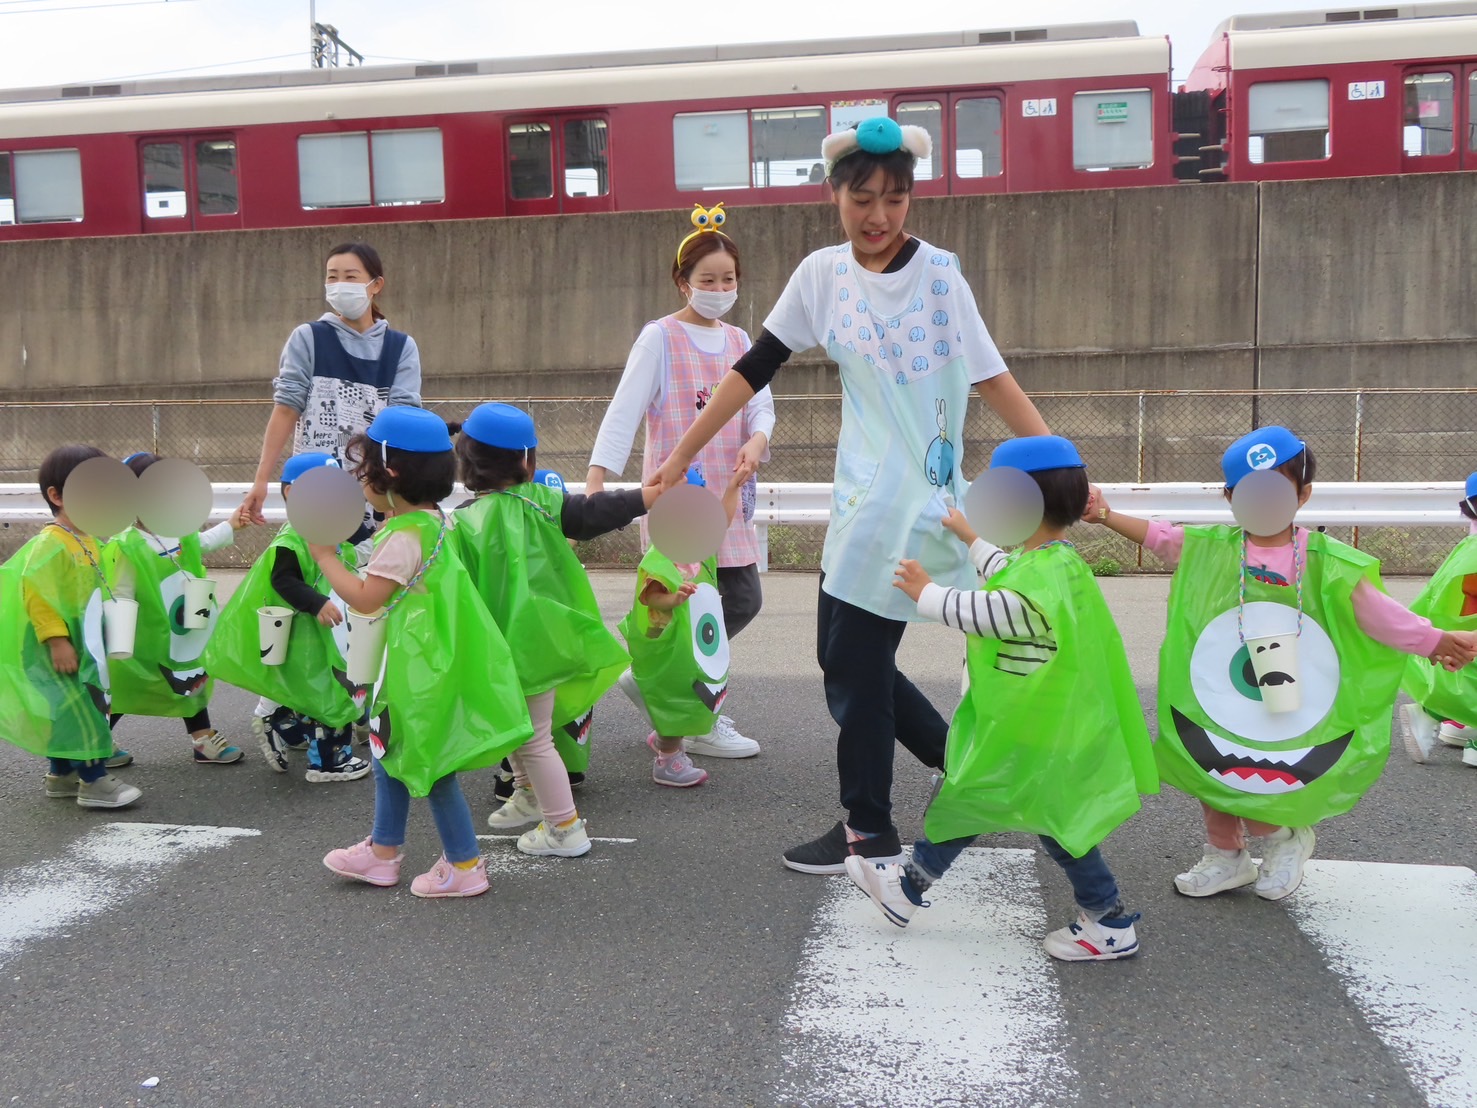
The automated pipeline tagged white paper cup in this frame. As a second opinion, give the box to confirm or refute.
[346,607,388,687]
[258,606,294,667]
[182,576,217,629]
[1244,633,1302,714]
[102,598,138,659]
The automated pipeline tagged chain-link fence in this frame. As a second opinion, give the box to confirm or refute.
[2,388,1473,573]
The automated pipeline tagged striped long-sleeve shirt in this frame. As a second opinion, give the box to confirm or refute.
[916,538,1056,676]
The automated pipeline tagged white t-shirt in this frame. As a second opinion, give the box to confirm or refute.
[762,242,1009,384]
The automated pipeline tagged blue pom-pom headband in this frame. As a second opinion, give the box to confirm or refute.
[821,116,933,178]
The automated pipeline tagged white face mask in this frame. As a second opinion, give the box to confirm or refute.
[686,287,737,320]
[325,281,373,319]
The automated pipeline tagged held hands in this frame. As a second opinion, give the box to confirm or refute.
[1429,630,1477,672]
[1082,484,1111,523]
[316,600,344,628]
[648,453,694,493]
[892,559,933,603]
[736,434,766,479]
[47,637,79,675]
[242,481,270,527]
[941,508,979,547]
[228,503,254,531]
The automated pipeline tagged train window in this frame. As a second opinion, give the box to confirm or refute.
[673,110,748,190]
[10,148,83,223]
[563,119,609,198]
[371,129,445,205]
[196,140,238,215]
[751,107,827,187]
[509,123,554,200]
[0,154,12,225]
[1403,74,1455,156]
[1247,80,1330,163]
[142,142,187,219]
[1073,90,1153,170]
[895,101,941,180]
[955,98,1003,178]
[299,133,371,208]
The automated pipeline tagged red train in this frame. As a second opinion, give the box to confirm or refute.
[1,3,1475,240]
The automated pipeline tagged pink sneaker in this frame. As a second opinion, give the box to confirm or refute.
[323,837,402,887]
[410,855,490,899]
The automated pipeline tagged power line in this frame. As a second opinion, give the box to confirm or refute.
[98,53,304,81]
[0,0,199,15]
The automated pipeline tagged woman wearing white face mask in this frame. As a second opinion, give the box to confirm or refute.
[588,205,774,759]
[242,241,423,525]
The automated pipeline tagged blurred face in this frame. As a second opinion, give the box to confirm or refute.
[833,167,910,268]
[325,253,383,296]
[679,248,737,298]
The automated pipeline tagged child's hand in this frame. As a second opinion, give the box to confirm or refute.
[1083,484,1110,523]
[893,559,932,602]
[228,504,253,531]
[644,580,697,612]
[307,543,335,563]
[316,600,344,628]
[47,637,79,675]
[941,508,979,547]
[1431,630,1477,671]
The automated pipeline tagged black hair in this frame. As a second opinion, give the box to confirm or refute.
[1032,467,1091,530]
[455,434,536,494]
[325,242,386,322]
[38,443,106,515]
[1276,445,1317,492]
[828,147,916,196]
[1461,496,1476,522]
[344,431,455,505]
[123,452,159,478]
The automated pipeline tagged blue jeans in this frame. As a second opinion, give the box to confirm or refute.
[370,760,479,865]
[912,834,1123,917]
[48,757,105,783]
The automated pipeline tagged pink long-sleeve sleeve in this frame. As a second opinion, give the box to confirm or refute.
[1144,520,1185,568]
[1350,580,1440,657]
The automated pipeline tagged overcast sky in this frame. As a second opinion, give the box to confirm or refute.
[0,0,1317,90]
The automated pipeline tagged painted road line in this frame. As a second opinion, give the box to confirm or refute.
[478,834,637,844]
[0,822,260,967]
[1289,860,1477,1107]
[781,847,1076,1108]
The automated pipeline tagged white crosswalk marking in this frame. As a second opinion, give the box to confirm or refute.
[0,822,260,967]
[1287,860,1477,1108]
[781,847,1076,1108]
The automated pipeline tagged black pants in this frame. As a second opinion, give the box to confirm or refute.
[110,709,211,733]
[716,563,763,638]
[815,576,948,835]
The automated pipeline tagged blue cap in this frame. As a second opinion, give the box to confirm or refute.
[462,403,538,451]
[1222,427,1305,489]
[366,407,452,454]
[685,466,706,488]
[121,451,149,465]
[1466,472,1477,501]
[533,469,566,492]
[281,452,339,486]
[989,435,1085,474]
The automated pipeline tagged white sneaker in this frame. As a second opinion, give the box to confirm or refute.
[517,818,592,858]
[1401,704,1439,764]
[1173,848,1258,897]
[1042,911,1140,961]
[1255,827,1316,901]
[1441,720,1470,747]
[844,855,920,927]
[486,786,542,830]
[686,715,760,759]
[1463,740,1477,768]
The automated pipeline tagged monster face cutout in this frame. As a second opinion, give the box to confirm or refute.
[688,581,730,712]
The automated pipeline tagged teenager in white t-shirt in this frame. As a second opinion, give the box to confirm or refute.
[649,118,1048,875]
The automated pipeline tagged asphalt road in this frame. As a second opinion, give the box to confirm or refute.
[1,572,1473,1108]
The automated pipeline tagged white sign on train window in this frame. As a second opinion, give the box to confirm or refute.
[829,99,888,134]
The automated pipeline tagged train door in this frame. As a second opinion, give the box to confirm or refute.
[889,95,949,198]
[949,92,1007,195]
[1400,67,1471,172]
[505,113,613,216]
[138,135,242,232]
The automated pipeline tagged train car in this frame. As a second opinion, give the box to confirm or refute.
[1180,2,1477,181]
[0,22,1175,240]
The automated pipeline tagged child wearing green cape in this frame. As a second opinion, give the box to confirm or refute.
[318,407,533,899]
[0,445,140,808]
[103,451,251,766]
[201,451,370,783]
[1400,471,1477,765]
[1087,427,1476,903]
[847,436,1155,962]
[453,403,658,857]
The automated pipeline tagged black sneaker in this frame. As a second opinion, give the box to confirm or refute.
[782,820,905,875]
[492,758,517,803]
[305,751,371,784]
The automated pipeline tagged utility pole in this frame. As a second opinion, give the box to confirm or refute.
[309,0,364,68]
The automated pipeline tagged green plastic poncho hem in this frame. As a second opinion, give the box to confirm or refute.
[1401,533,1477,728]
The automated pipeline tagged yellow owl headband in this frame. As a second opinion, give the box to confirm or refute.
[675,203,733,269]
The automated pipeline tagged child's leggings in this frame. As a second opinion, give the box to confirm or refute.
[913,834,1123,918]
[370,761,479,865]
[1201,802,1285,851]
[508,690,577,825]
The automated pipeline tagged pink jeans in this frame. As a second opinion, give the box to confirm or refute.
[509,690,577,826]
[1201,803,1283,851]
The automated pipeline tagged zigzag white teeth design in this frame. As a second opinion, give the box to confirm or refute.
[1206,730,1312,767]
[1209,768,1304,795]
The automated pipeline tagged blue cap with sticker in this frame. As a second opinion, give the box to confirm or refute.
[534,469,566,492]
[685,466,706,488]
[989,435,1086,474]
[1466,471,1477,502]
[1222,427,1305,489]
[366,407,453,454]
[281,452,339,486]
[462,402,538,451]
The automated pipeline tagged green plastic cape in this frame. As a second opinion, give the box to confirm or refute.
[451,485,628,731]
[618,547,729,737]
[1157,526,1405,825]
[102,527,214,717]
[923,543,1157,857]
[1401,533,1477,728]
[201,525,362,727]
[368,511,533,797]
[552,707,593,774]
[0,528,113,760]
